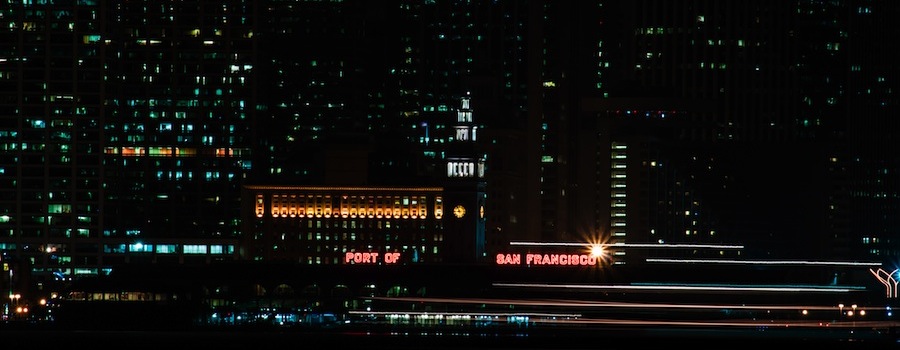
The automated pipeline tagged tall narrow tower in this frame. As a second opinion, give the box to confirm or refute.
[442,93,487,264]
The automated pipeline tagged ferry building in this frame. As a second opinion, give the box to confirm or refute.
[241,184,485,265]
[241,95,487,265]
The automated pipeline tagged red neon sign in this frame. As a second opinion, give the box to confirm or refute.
[344,252,401,264]
[495,253,597,266]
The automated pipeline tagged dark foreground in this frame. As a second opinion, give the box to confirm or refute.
[2,324,899,349]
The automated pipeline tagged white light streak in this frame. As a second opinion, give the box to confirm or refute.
[492,282,860,293]
[646,258,882,267]
[509,241,744,249]
[357,296,900,330]
[366,296,861,310]
[348,310,581,318]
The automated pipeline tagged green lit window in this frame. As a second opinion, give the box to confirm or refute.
[157,244,177,254]
[184,244,207,254]
[48,204,72,214]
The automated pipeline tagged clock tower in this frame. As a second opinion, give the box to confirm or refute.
[443,93,487,264]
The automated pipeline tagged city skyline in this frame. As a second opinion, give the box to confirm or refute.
[1,0,899,311]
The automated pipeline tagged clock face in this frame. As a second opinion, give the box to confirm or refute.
[453,205,466,218]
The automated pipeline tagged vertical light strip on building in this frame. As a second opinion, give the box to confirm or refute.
[610,142,627,264]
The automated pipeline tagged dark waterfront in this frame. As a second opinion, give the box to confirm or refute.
[2,324,899,350]
[11,261,897,349]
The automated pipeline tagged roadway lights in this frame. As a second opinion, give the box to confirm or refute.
[847,304,857,317]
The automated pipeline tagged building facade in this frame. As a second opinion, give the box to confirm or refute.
[241,185,485,265]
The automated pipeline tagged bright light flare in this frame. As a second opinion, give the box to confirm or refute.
[589,244,605,258]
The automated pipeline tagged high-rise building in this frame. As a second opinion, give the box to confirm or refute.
[100,0,255,261]
[558,1,898,267]
[0,1,256,289]
[572,1,838,264]
[0,1,111,285]
[837,1,900,261]
[255,0,389,185]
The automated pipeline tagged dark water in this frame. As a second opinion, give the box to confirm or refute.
[2,324,899,350]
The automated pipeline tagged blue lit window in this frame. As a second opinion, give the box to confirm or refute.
[129,243,153,253]
[104,244,126,253]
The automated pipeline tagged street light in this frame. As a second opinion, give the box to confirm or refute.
[9,293,21,319]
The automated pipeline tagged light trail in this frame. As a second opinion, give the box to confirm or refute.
[348,311,900,329]
[348,310,582,318]
[506,241,883,268]
[492,282,861,293]
[645,258,882,267]
[532,318,900,329]
[356,295,900,335]
[509,241,744,249]
[353,296,900,331]
[365,296,888,312]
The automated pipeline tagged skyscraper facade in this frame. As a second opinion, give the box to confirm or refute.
[0,1,256,288]
[568,0,898,266]
[838,1,900,261]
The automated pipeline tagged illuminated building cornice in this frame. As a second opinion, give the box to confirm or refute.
[249,186,446,220]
